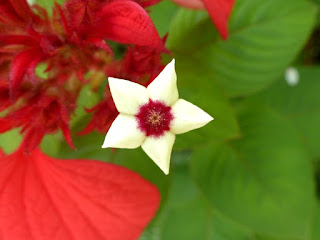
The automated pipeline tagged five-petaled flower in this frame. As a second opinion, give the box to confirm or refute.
[102,59,213,174]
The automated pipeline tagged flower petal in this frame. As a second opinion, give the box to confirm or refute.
[0,147,160,240]
[108,77,149,115]
[202,0,235,40]
[92,0,163,48]
[147,59,178,106]
[102,114,146,149]
[170,99,214,134]
[141,132,175,175]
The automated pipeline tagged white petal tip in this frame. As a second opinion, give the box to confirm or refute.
[207,115,214,122]
[160,165,170,175]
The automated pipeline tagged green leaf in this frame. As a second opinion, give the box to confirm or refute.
[149,0,179,37]
[71,85,100,127]
[32,0,65,10]
[190,106,315,238]
[167,0,317,97]
[0,129,22,154]
[247,66,320,160]
[173,57,240,150]
[140,163,253,240]
[310,203,320,240]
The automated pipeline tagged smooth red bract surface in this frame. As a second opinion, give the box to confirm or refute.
[136,100,174,138]
[0,147,161,240]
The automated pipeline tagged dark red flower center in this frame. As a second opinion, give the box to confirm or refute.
[135,100,173,138]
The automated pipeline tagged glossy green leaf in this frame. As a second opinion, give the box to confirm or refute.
[140,163,253,240]
[167,0,317,97]
[247,66,320,160]
[173,57,240,150]
[190,107,315,238]
[149,0,179,37]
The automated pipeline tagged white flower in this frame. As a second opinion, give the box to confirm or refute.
[102,59,213,174]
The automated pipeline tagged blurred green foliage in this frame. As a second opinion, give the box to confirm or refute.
[2,0,320,239]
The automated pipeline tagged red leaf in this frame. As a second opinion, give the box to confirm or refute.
[202,0,235,39]
[9,48,44,96]
[92,0,163,48]
[0,147,160,240]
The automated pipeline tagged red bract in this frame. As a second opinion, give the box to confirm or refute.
[88,0,163,48]
[119,41,167,82]
[172,0,235,39]
[0,146,160,240]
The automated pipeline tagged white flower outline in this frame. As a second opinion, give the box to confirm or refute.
[102,59,213,174]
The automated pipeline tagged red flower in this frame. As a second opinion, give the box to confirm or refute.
[0,86,76,153]
[0,0,166,151]
[0,146,160,240]
[0,0,164,96]
[172,0,235,39]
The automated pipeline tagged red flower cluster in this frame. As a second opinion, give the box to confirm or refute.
[0,0,167,151]
[0,0,166,239]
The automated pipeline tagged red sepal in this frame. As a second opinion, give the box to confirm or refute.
[9,48,44,96]
[0,147,160,240]
[92,0,163,48]
[84,37,112,52]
